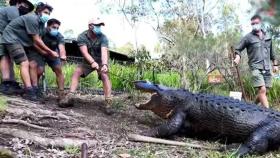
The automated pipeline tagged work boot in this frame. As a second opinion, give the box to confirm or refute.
[0,81,23,95]
[58,92,75,108]
[10,81,24,95]
[22,87,40,102]
[33,86,44,99]
[104,97,114,115]
[0,81,10,94]
[57,89,65,101]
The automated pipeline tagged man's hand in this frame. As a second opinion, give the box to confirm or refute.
[91,61,99,70]
[50,50,59,58]
[233,55,241,65]
[60,55,67,65]
[273,66,279,73]
[101,64,109,73]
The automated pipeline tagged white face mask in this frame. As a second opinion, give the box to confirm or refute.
[252,23,261,31]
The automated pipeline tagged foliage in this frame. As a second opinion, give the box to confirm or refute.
[64,145,80,155]
[43,61,180,91]
[0,96,7,112]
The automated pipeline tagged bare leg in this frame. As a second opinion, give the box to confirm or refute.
[257,86,269,108]
[51,65,65,90]
[69,66,83,92]
[37,66,44,80]
[100,72,112,98]
[20,60,32,88]
[29,60,39,87]
[0,56,15,81]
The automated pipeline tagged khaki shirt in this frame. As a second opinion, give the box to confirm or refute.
[235,31,276,70]
[1,13,44,47]
[77,30,108,65]
[0,6,19,34]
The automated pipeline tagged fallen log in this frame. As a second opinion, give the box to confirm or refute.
[0,128,97,148]
[1,119,49,130]
[127,133,218,150]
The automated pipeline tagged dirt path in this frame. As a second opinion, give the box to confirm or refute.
[0,93,277,158]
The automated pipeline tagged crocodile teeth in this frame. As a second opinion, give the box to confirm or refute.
[135,103,140,108]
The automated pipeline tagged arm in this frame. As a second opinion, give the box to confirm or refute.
[33,44,48,56]
[79,45,99,69]
[100,47,109,72]
[270,41,278,72]
[58,34,66,60]
[58,44,66,60]
[234,37,247,64]
[100,36,109,72]
[32,35,58,58]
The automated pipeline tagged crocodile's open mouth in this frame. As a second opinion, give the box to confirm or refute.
[135,93,174,119]
[135,93,155,109]
[134,80,175,119]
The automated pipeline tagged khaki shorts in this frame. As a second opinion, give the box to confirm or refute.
[26,47,44,66]
[251,69,272,88]
[5,44,28,64]
[0,34,8,57]
[80,59,107,79]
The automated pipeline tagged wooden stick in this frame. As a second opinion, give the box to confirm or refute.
[81,143,88,158]
[230,46,248,101]
[1,119,49,130]
[127,133,218,150]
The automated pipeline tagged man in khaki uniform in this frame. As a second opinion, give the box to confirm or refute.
[0,0,34,95]
[60,17,113,115]
[1,2,58,101]
[234,15,278,108]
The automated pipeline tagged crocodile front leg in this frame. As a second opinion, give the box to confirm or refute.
[141,110,186,138]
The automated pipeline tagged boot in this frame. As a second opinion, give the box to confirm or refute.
[10,81,24,95]
[22,87,40,102]
[33,86,45,103]
[58,92,75,108]
[0,81,11,94]
[57,89,65,102]
[104,97,114,115]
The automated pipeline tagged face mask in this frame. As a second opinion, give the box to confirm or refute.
[40,13,50,23]
[252,23,261,31]
[49,28,58,36]
[92,26,102,35]
[18,6,30,15]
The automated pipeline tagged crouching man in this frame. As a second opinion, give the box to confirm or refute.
[59,17,113,115]
[28,18,66,101]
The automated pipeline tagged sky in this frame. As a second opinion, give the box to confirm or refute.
[36,0,253,54]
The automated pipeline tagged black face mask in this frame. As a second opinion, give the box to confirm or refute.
[18,6,30,15]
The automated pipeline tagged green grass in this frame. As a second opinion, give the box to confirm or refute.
[64,145,80,155]
[42,62,180,92]
[0,96,7,112]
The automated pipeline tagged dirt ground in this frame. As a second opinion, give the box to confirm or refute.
[0,91,280,158]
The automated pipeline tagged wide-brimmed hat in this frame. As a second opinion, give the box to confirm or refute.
[21,0,34,12]
[88,17,105,26]
[9,0,35,12]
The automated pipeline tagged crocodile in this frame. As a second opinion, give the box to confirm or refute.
[134,80,280,157]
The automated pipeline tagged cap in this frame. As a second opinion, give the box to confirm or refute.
[88,17,105,26]
[14,0,35,12]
